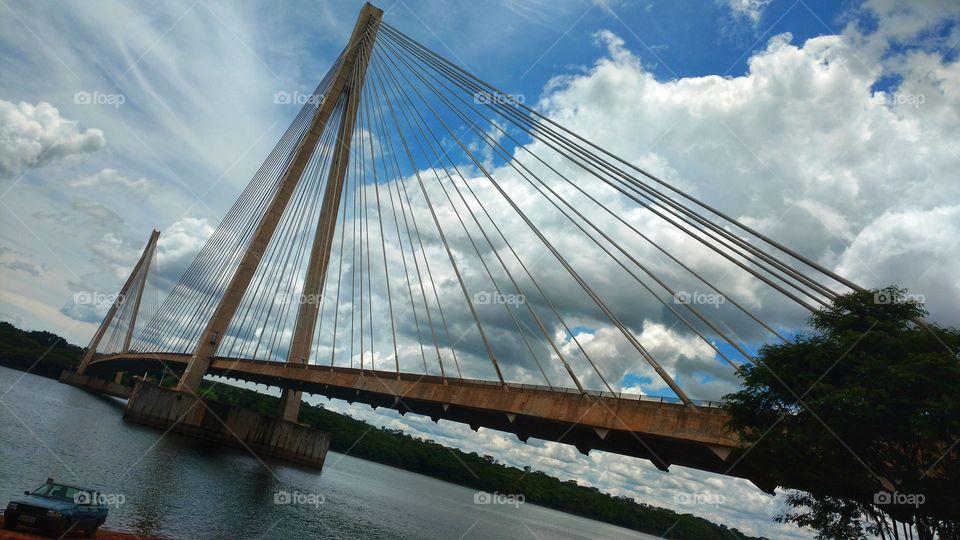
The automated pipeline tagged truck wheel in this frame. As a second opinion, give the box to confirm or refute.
[85,526,99,538]
[3,516,17,530]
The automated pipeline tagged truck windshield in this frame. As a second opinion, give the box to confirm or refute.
[31,483,82,502]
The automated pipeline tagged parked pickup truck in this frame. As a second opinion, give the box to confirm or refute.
[4,478,108,537]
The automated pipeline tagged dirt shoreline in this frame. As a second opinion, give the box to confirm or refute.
[0,515,165,539]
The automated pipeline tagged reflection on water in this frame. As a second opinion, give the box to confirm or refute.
[0,366,658,539]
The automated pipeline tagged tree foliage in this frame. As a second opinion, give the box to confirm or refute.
[724,287,960,539]
[0,321,84,376]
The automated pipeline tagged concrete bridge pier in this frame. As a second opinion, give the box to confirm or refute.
[59,370,132,399]
[60,369,332,469]
[122,381,331,468]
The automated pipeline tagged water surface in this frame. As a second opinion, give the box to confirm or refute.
[0,365,659,539]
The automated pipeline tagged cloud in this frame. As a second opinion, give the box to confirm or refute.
[0,311,25,327]
[0,99,105,178]
[537,11,960,327]
[32,201,125,231]
[59,298,106,324]
[70,168,150,191]
[155,217,215,285]
[718,0,772,26]
[558,322,738,400]
[0,246,46,277]
[58,217,212,325]
[836,205,960,310]
[849,0,960,53]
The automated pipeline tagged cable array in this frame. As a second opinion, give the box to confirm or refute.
[94,238,159,356]
[124,26,858,403]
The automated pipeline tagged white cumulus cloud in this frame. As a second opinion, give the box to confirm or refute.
[719,0,773,25]
[70,168,150,191]
[0,99,105,178]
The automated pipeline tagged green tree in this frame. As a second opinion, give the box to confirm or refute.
[724,287,960,540]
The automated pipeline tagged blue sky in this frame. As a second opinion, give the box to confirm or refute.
[2,1,959,538]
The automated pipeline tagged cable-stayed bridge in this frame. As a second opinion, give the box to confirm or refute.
[68,3,863,491]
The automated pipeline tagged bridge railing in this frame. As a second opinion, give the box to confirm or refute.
[111,354,727,409]
[438,375,724,408]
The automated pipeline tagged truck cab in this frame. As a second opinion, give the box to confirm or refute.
[4,478,108,537]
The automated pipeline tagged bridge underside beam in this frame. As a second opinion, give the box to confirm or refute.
[86,352,773,490]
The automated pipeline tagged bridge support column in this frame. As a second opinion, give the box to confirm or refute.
[176,2,384,395]
[278,389,304,422]
[278,3,382,422]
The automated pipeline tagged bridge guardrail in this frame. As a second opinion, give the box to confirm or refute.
[101,353,725,409]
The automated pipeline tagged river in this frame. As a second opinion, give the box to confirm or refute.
[0,366,660,539]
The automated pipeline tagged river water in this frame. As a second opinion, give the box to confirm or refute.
[0,366,660,539]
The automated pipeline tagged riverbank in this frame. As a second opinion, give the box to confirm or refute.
[0,515,164,539]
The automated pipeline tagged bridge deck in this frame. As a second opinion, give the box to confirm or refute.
[85,352,770,490]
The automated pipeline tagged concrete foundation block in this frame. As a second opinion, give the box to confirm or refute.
[122,382,330,469]
[59,370,133,399]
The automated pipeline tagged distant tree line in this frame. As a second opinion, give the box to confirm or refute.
[199,382,764,539]
[0,321,83,377]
